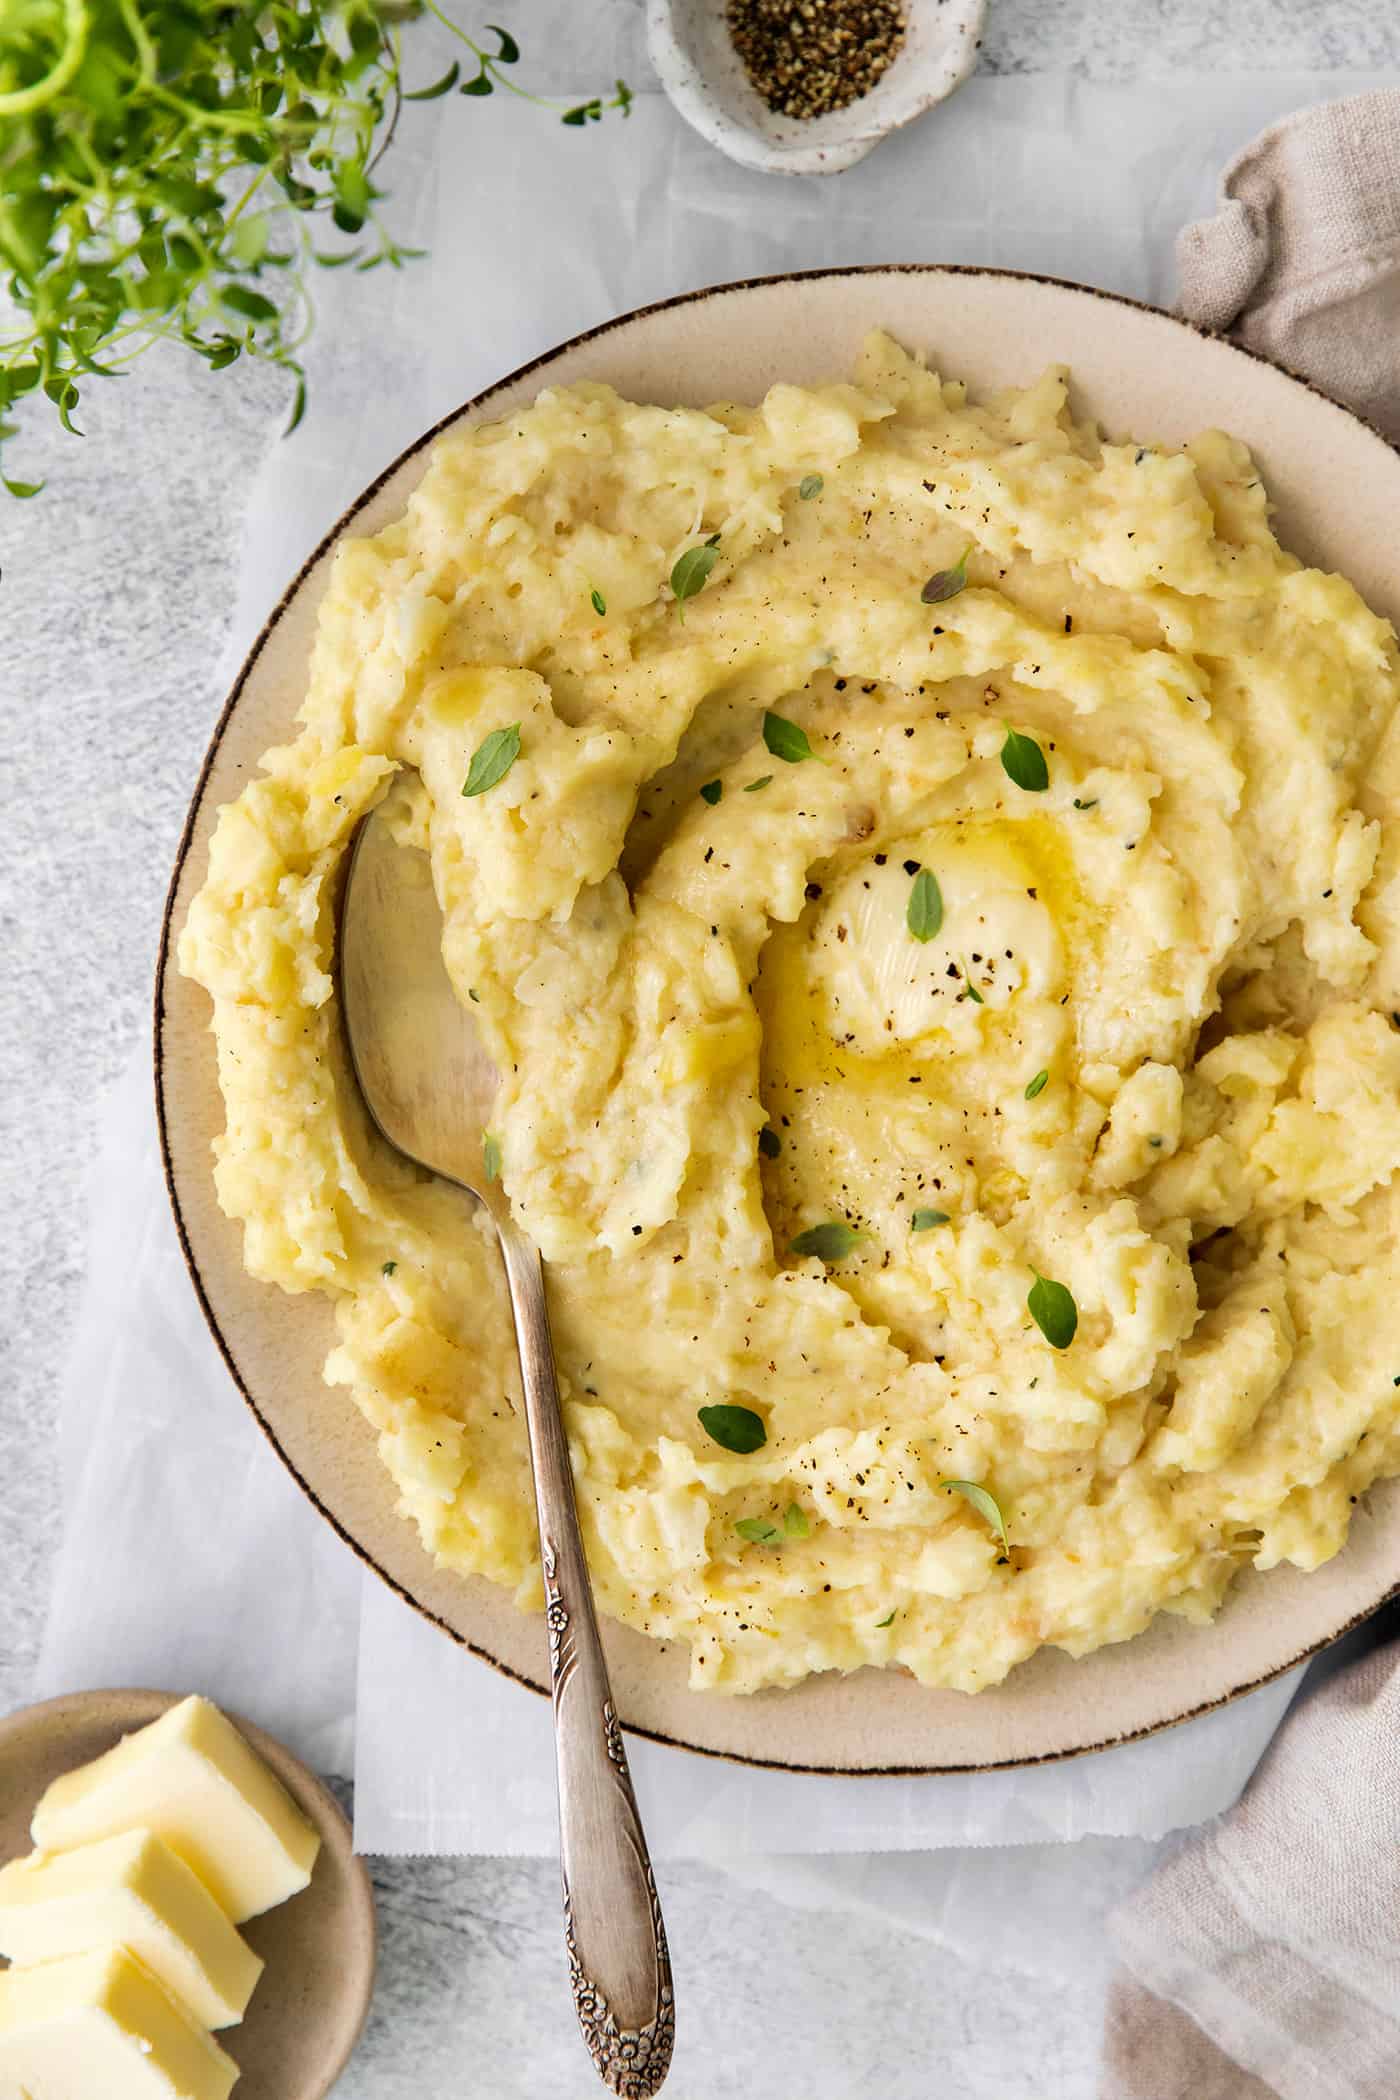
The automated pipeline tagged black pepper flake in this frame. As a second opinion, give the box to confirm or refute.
[728,0,907,120]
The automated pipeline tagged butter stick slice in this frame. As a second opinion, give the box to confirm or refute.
[0,1829,263,2029]
[31,1696,320,1923]
[0,1944,238,2100]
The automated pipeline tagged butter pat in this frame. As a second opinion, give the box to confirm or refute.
[31,1696,320,1923]
[0,1945,238,2099]
[0,1830,263,2029]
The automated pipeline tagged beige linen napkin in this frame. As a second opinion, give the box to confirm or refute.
[1177,88,1400,441]
[1100,91,1400,2100]
[1101,1616,1400,2100]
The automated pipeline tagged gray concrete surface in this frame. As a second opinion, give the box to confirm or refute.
[3,3,1396,2093]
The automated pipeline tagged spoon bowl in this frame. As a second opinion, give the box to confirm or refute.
[339,798,501,1204]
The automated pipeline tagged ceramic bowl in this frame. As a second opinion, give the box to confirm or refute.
[158,265,1400,1778]
[646,0,987,176]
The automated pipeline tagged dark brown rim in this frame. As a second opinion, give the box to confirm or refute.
[154,262,1400,1778]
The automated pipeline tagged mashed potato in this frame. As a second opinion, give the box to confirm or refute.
[180,333,1400,1694]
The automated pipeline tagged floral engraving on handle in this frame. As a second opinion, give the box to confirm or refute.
[542,1535,579,1700]
[542,1537,675,2094]
[563,1873,676,2097]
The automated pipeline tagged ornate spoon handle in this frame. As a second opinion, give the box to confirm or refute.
[497,1221,675,2097]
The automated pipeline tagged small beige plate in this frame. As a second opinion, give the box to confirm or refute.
[158,266,1400,1776]
[0,1691,375,2097]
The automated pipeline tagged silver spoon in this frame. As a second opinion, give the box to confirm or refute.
[338,800,675,2097]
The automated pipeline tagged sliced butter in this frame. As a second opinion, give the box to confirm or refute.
[0,1829,263,2030]
[31,1696,320,1923]
[0,1944,238,2100]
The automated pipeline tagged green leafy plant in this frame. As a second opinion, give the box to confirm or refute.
[762,710,818,764]
[1001,724,1049,792]
[0,0,629,494]
[939,1479,1010,1559]
[790,1220,861,1263]
[697,1403,768,1454]
[670,531,720,616]
[735,1515,779,1544]
[920,545,971,605]
[906,865,942,942]
[461,720,520,795]
[1028,1271,1077,1349]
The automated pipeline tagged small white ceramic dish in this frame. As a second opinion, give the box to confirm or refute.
[0,1690,376,2098]
[646,0,987,176]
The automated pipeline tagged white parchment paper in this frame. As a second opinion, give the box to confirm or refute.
[38,66,1392,1869]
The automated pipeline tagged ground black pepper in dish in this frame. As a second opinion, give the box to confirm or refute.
[728,0,907,120]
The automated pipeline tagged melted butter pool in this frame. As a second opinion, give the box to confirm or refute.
[754,814,1080,1257]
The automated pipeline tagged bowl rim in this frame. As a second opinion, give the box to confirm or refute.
[154,262,1400,1777]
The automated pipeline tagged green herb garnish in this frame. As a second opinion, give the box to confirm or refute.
[798,474,823,500]
[462,723,521,797]
[699,780,723,805]
[698,1403,768,1454]
[670,532,721,616]
[744,775,774,793]
[906,866,943,943]
[735,1517,780,1544]
[790,1221,861,1262]
[875,1610,896,1628]
[921,546,972,604]
[939,1480,1011,1559]
[561,81,633,125]
[763,711,818,764]
[482,1132,501,1182]
[1028,1273,1078,1349]
[381,1260,397,1276]
[1025,1070,1049,1100]
[960,961,984,1005]
[0,5,628,495]
[758,1126,781,1159]
[590,588,606,616]
[782,1502,810,1538]
[1001,726,1049,793]
[911,1209,950,1231]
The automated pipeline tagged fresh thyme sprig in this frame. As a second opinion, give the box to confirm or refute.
[0,1,629,495]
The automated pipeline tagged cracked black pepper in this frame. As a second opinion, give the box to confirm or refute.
[727,0,907,120]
